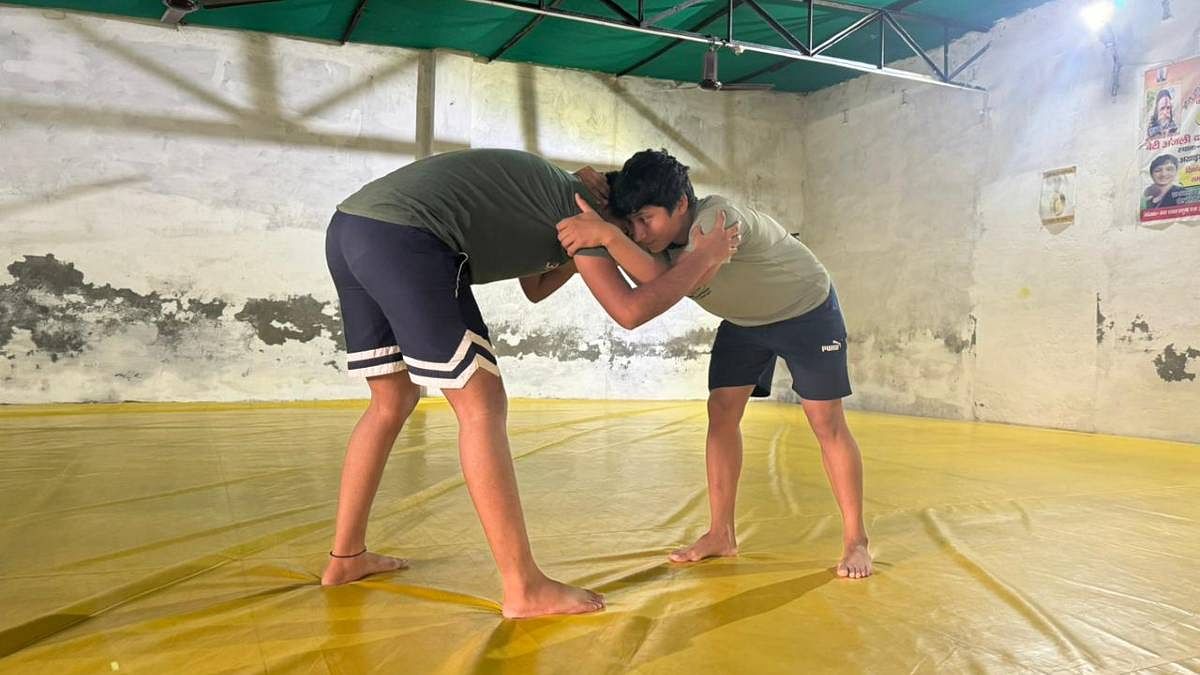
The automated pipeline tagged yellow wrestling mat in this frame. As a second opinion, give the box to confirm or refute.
[1,399,1197,673]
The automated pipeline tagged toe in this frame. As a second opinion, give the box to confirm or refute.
[836,563,850,577]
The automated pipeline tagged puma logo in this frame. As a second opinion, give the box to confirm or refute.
[821,340,842,353]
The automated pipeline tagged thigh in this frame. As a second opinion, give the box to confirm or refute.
[338,215,499,390]
[773,288,851,401]
[708,320,777,397]
[327,212,402,378]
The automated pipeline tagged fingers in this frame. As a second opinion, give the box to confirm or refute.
[575,193,595,213]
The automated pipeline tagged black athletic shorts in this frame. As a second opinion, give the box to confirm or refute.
[708,286,852,401]
[325,210,499,388]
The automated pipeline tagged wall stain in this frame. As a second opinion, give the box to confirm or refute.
[492,323,602,362]
[0,254,343,365]
[1153,344,1200,383]
[1118,314,1154,344]
[491,324,716,363]
[937,317,977,355]
[613,327,716,362]
[234,296,342,347]
[1095,293,1114,344]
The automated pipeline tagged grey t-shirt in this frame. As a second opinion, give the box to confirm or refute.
[337,149,597,284]
[666,196,830,326]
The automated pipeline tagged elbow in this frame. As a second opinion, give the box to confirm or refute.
[615,307,647,331]
[519,283,543,303]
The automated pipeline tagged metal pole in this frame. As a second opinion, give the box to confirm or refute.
[727,0,734,42]
[465,0,985,91]
[878,12,885,69]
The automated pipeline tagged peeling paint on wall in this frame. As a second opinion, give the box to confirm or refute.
[611,328,716,362]
[492,323,602,362]
[1153,344,1200,383]
[1095,294,1115,344]
[491,323,716,364]
[938,316,977,355]
[0,254,230,361]
[234,296,342,348]
[1119,315,1154,344]
[0,254,343,366]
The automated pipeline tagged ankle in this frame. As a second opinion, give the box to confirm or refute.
[502,569,551,596]
[709,525,737,541]
[843,535,869,549]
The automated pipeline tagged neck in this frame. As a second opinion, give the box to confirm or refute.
[671,203,699,246]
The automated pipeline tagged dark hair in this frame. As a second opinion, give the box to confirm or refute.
[610,149,696,218]
[605,170,620,192]
[1150,154,1179,172]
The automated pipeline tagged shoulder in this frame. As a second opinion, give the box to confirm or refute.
[696,194,739,213]
[694,194,748,225]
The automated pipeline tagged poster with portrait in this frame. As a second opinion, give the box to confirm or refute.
[1139,57,1200,224]
[1040,166,1076,230]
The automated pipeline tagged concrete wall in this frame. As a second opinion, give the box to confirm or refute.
[792,0,1200,442]
[4,2,1196,444]
[0,6,806,403]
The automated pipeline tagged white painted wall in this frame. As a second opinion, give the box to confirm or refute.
[792,0,1200,442]
[4,2,1195,444]
[0,6,806,404]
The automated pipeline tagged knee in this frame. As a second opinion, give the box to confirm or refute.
[449,383,508,427]
[707,396,744,429]
[370,389,420,429]
[810,416,849,447]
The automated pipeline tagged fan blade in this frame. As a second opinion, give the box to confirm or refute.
[161,6,192,23]
[717,84,774,91]
[201,0,285,8]
[703,48,718,82]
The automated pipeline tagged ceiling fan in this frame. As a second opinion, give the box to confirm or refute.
[160,0,285,26]
[698,46,773,92]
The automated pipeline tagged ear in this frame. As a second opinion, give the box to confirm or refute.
[674,194,689,216]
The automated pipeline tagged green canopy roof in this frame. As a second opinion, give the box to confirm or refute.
[3,0,1053,92]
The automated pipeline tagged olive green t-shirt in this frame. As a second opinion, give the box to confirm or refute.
[337,149,597,284]
[665,195,831,326]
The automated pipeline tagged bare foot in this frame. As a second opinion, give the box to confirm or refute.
[668,530,738,563]
[502,578,605,619]
[321,551,409,586]
[836,541,872,579]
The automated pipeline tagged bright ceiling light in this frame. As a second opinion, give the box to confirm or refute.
[1081,1,1116,32]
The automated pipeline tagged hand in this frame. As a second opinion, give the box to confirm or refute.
[575,166,610,210]
[558,193,616,255]
[687,209,740,267]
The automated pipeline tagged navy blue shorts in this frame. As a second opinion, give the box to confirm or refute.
[325,210,499,388]
[708,286,851,401]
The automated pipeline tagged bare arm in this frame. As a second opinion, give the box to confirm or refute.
[575,223,738,330]
[558,194,668,284]
[518,259,577,303]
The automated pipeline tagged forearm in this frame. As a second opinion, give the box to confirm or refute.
[537,261,576,299]
[620,252,719,328]
[519,261,576,303]
[601,230,669,285]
